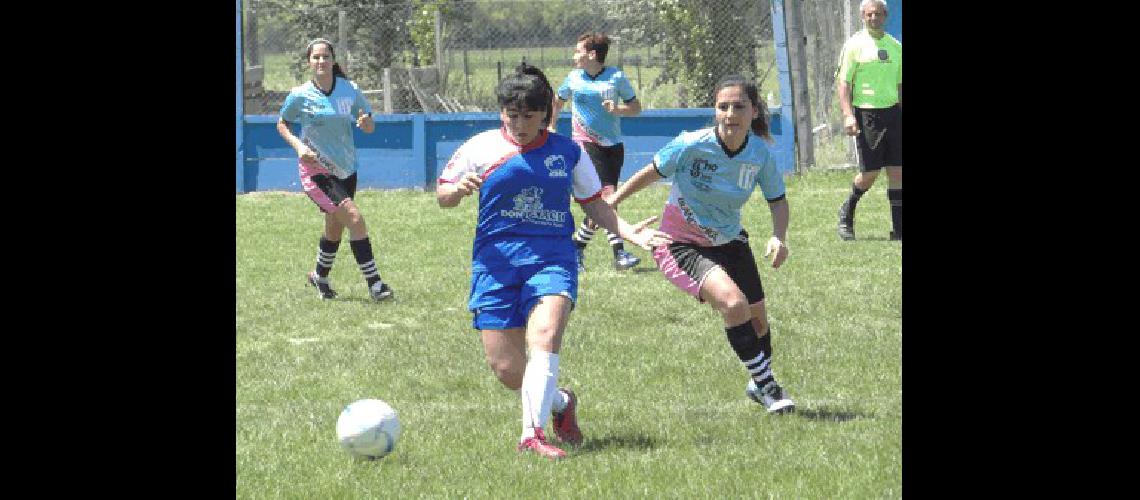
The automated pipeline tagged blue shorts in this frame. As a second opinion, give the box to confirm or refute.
[468,260,577,330]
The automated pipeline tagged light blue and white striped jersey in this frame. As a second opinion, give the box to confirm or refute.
[555,67,636,146]
[279,77,372,178]
[653,128,785,246]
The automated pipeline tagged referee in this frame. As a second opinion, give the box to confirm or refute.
[836,0,902,241]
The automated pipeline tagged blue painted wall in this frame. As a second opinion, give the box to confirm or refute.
[240,108,791,193]
[770,0,797,174]
[886,0,902,42]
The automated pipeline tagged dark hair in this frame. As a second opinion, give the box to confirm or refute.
[712,75,770,141]
[496,62,554,126]
[577,32,611,64]
[305,38,347,79]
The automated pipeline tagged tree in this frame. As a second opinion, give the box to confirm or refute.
[652,0,770,107]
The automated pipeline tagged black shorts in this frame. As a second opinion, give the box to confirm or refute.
[582,142,626,187]
[306,172,358,214]
[652,233,765,304]
[854,105,902,172]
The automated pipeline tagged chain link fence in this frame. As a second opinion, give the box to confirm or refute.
[242,1,776,112]
[241,0,874,169]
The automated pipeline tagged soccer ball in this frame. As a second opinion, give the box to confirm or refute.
[336,399,401,460]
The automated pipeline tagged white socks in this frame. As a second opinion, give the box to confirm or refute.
[520,350,560,440]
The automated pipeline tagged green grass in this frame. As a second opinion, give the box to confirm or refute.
[236,168,900,498]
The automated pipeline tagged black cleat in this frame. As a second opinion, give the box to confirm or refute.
[307,271,338,300]
[369,281,394,301]
[837,205,855,241]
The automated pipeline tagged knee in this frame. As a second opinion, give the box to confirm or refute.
[346,206,364,225]
[712,292,750,320]
[486,356,523,390]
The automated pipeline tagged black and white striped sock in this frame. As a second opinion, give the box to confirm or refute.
[726,321,775,389]
[607,231,625,257]
[315,237,340,278]
[573,220,595,249]
[349,237,381,288]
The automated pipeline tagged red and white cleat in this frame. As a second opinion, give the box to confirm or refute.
[516,428,566,459]
[551,387,583,445]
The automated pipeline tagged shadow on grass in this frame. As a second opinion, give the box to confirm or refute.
[847,236,900,242]
[329,297,398,305]
[574,433,658,454]
[793,406,870,422]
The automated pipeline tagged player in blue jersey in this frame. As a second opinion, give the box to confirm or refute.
[549,32,644,271]
[437,63,672,459]
[277,38,393,302]
[610,75,796,414]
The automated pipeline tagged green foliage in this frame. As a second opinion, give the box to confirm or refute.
[408,0,464,66]
[653,0,772,107]
[236,168,901,497]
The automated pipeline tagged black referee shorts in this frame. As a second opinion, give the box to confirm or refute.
[854,104,902,172]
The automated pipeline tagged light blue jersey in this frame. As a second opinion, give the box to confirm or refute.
[556,67,636,146]
[279,77,372,178]
[653,128,785,246]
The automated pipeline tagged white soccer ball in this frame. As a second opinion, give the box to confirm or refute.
[336,399,401,460]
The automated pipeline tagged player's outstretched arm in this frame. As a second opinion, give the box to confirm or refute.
[608,163,663,209]
[582,200,671,251]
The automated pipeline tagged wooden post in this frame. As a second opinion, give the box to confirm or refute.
[783,0,814,173]
[434,9,443,66]
[338,10,347,58]
[246,0,258,67]
[843,0,858,166]
[383,68,393,114]
[463,49,470,99]
[636,58,642,93]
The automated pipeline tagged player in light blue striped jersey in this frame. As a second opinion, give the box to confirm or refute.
[550,32,644,271]
[610,75,796,414]
[277,38,392,302]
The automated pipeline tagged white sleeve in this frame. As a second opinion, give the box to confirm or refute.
[438,141,474,184]
[571,143,603,202]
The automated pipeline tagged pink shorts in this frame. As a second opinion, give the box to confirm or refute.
[299,160,356,214]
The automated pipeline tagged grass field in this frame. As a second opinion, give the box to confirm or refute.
[236,168,901,498]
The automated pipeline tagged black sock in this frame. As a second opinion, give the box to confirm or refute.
[726,322,774,389]
[841,183,867,221]
[888,188,902,236]
[607,231,625,257]
[349,237,381,287]
[315,237,341,278]
[573,220,595,249]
